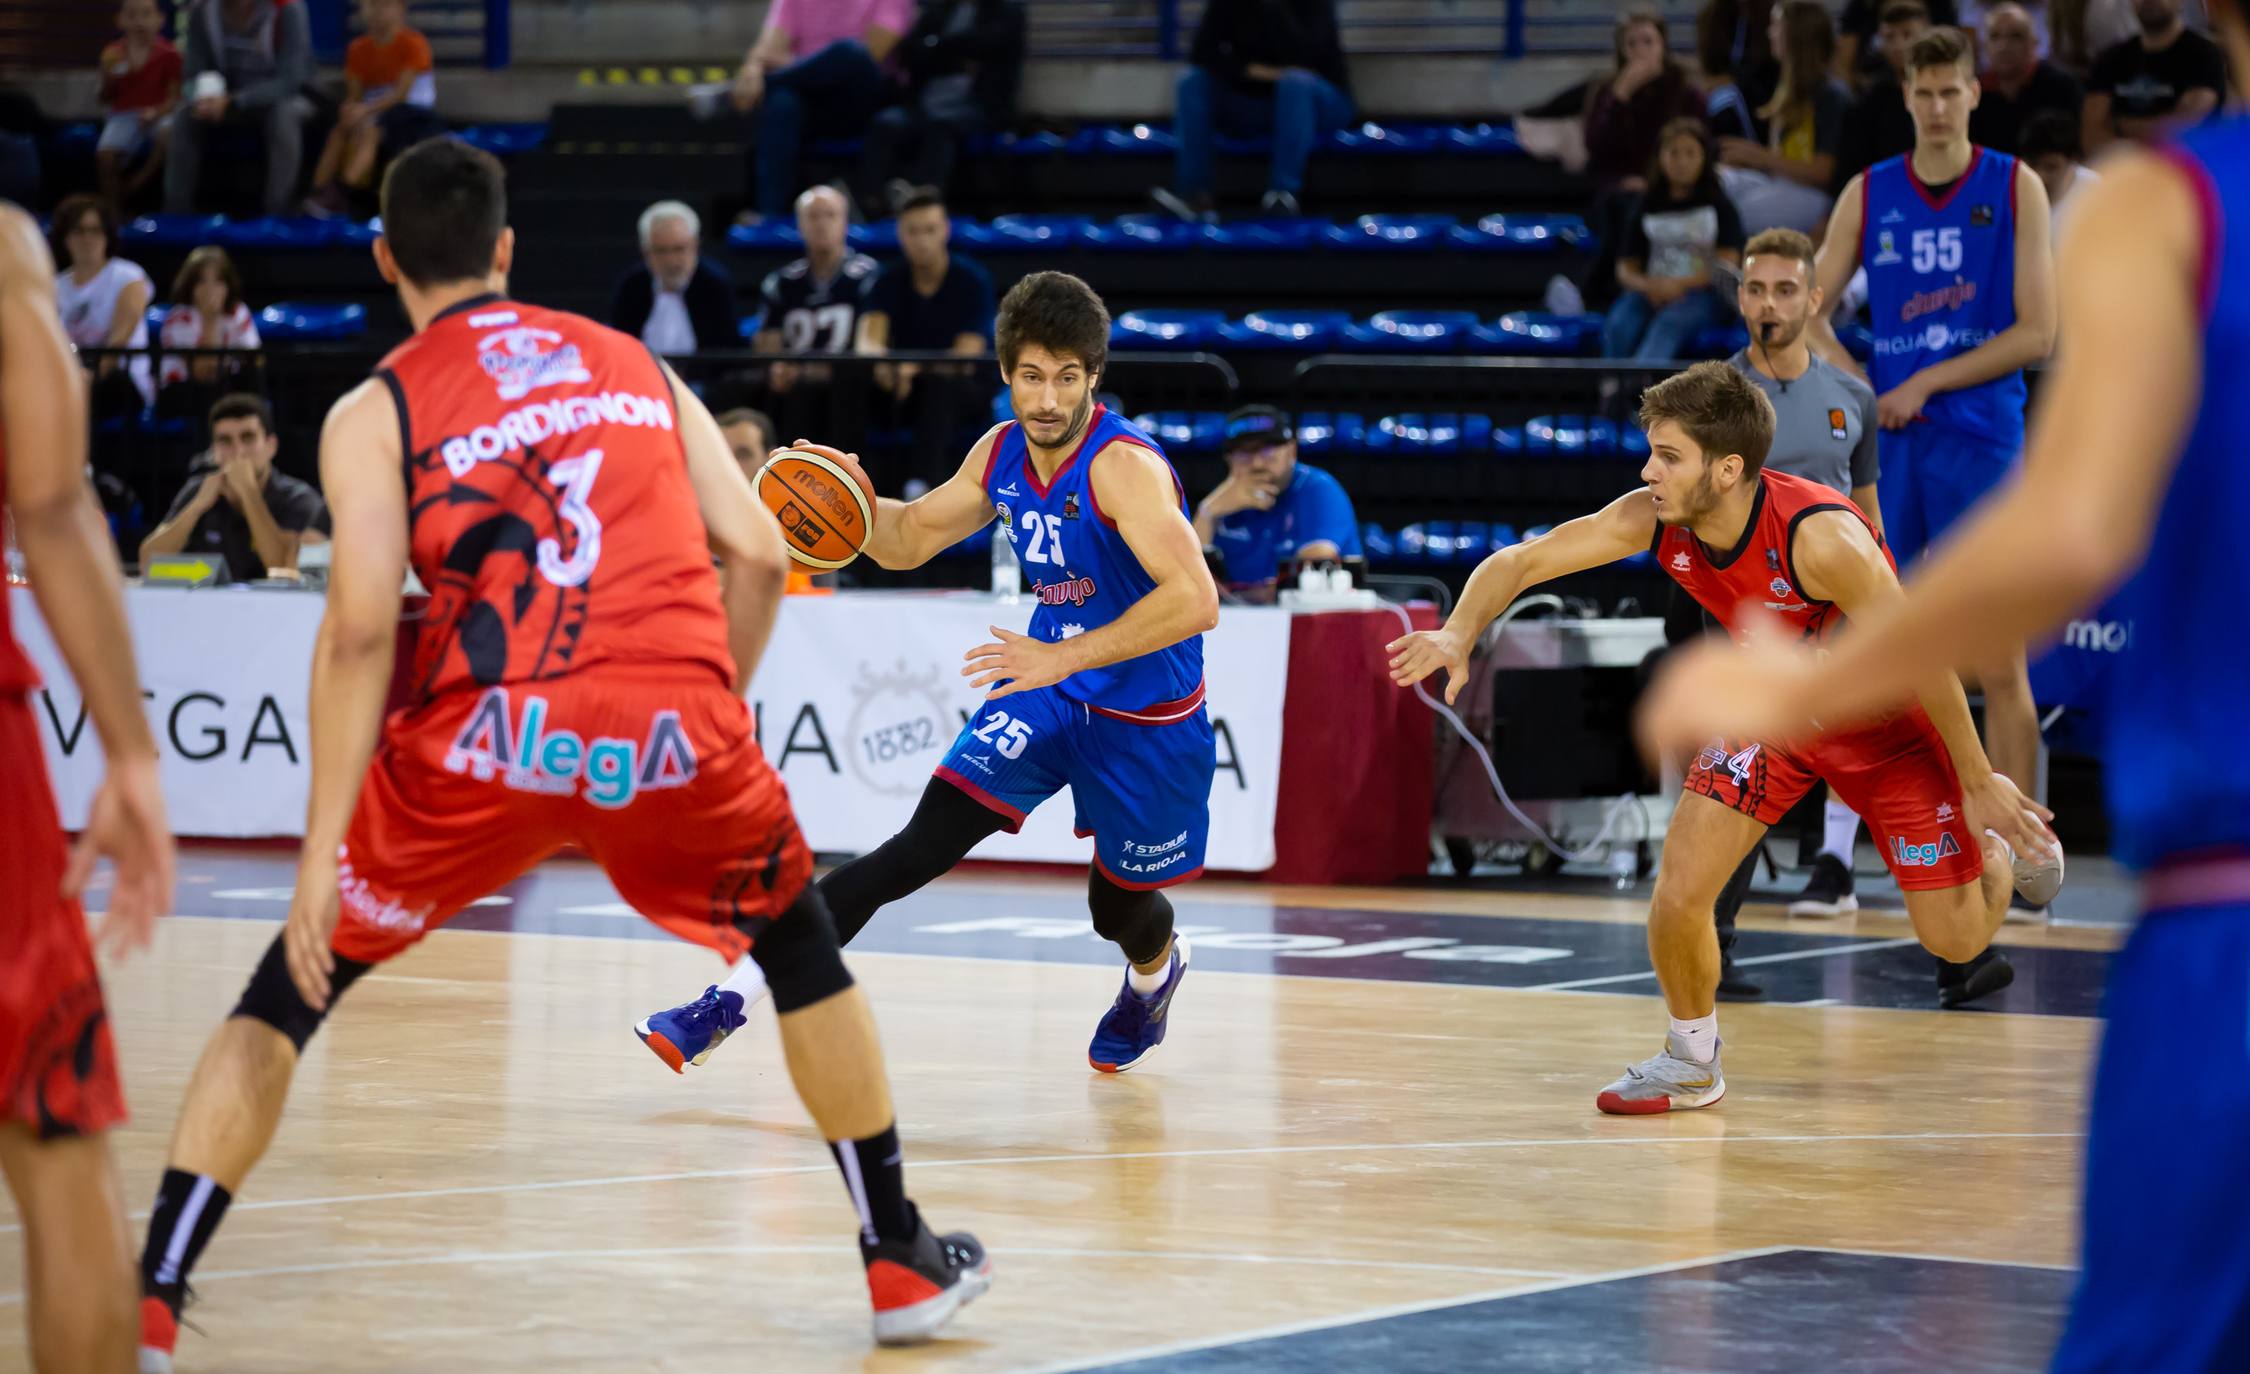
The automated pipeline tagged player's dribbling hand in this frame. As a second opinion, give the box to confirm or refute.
[1962,770,2059,867]
[965,625,1068,699]
[1633,635,1814,763]
[1386,627,1471,704]
[284,852,343,1011]
[65,755,174,960]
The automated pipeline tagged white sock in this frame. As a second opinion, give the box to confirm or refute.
[1668,1013,1720,1063]
[1126,945,1172,997]
[717,957,770,1006]
[1821,800,1862,864]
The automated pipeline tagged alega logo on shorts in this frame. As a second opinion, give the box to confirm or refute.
[445,687,698,808]
[1890,833,1962,868]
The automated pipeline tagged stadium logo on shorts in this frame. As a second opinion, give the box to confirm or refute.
[1890,833,1963,868]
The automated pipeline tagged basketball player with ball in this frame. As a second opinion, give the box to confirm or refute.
[133,140,990,1370]
[639,270,1220,1077]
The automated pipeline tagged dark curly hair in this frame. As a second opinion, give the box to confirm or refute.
[995,271,1110,376]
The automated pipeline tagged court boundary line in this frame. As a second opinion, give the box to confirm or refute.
[1013,1245,1804,1373]
[0,1128,2076,1239]
[1793,1244,2078,1274]
[1521,938,1923,991]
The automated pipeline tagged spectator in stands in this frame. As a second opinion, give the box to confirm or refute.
[2066,0,2213,72]
[1151,0,1355,221]
[850,0,1026,220]
[166,0,314,218]
[51,194,155,415]
[157,245,261,394]
[727,0,912,223]
[1971,4,2085,151]
[1698,0,1782,119]
[2018,108,2100,238]
[2082,0,2228,152]
[1696,0,1764,140]
[1604,120,1747,361]
[97,0,182,215]
[857,187,993,492]
[139,393,327,579]
[303,0,438,217]
[756,186,878,449]
[1585,10,1707,195]
[1838,0,1958,83]
[1719,0,1848,233]
[1193,405,1361,603]
[611,201,739,357]
[1961,0,2056,55]
[1832,1,1929,190]
[718,408,777,475]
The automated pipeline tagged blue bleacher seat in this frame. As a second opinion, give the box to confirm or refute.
[1361,523,1395,561]
[55,121,101,154]
[1111,309,1224,351]
[1212,131,1274,157]
[1621,425,1652,457]
[256,302,367,341]
[1340,310,1480,354]
[727,220,803,251]
[1447,214,1591,255]
[988,214,1094,249]
[457,123,547,156]
[1441,123,1525,156]
[1475,311,1602,357]
[1066,124,1176,157]
[1206,218,1322,253]
[1692,323,1752,357]
[1423,521,1461,563]
[968,130,1065,158]
[1395,523,1430,565]
[1493,425,1527,454]
[1525,415,1604,455]
[1325,122,1441,156]
[1131,411,1226,454]
[215,216,333,250]
[1373,413,1465,454]
[123,214,229,248]
[1083,216,1207,253]
[330,219,380,247]
[947,218,1008,251]
[1215,310,1351,352]
[1455,523,1490,565]
[1485,524,1519,554]
[1321,214,1457,254]
[1296,412,1367,455]
[847,221,901,253]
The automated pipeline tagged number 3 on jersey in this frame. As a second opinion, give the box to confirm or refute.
[538,450,604,588]
[1017,511,1067,567]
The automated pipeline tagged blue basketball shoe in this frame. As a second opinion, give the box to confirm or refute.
[635,985,749,1074]
[1088,938,1190,1073]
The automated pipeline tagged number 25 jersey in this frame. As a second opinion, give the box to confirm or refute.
[377,294,734,705]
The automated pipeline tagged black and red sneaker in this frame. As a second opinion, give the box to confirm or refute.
[861,1205,993,1346]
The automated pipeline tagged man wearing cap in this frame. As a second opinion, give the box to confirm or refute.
[1193,405,1361,603]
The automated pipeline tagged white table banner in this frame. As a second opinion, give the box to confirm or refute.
[10,587,1290,870]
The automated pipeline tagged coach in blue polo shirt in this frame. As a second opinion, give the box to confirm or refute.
[1193,404,1361,601]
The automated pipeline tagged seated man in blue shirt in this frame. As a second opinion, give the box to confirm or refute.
[1192,404,1361,602]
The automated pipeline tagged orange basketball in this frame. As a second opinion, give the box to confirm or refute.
[754,441,877,570]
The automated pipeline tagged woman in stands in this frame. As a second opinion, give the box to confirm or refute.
[157,245,261,400]
[49,193,154,417]
[1602,119,1747,361]
[1717,0,1848,233]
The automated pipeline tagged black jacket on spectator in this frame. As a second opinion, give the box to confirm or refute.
[1832,73,1915,192]
[609,261,740,356]
[1190,0,1351,99]
[157,457,329,581]
[866,254,995,349]
[1970,61,2084,152]
[898,0,1026,122]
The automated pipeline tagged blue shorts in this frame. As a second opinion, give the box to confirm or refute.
[2050,903,2250,1374]
[1877,424,2019,569]
[934,683,1215,889]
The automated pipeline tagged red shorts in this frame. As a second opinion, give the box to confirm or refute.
[0,696,126,1139]
[1684,708,1984,892]
[335,668,814,965]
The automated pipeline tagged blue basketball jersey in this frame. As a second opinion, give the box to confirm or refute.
[981,405,1206,715]
[1862,147,2028,448]
[2101,117,2250,871]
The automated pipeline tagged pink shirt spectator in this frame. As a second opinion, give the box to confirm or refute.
[158,303,262,386]
[762,0,913,62]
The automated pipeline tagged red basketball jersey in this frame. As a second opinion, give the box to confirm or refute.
[0,429,38,695]
[377,296,733,705]
[1655,468,1891,645]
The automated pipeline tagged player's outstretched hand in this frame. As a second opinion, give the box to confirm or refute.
[965,625,1068,699]
[1963,770,2058,866]
[1386,627,1471,704]
[284,853,344,1012]
[1634,635,1814,763]
[66,755,174,960]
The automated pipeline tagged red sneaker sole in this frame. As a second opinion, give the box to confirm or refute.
[640,1031,686,1074]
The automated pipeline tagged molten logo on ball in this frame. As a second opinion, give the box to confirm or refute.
[789,466,855,522]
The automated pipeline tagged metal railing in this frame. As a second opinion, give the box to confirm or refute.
[1029,0,1698,60]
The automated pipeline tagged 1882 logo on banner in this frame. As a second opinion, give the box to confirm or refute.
[845,661,956,795]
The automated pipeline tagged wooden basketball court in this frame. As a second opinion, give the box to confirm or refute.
[0,846,2116,1372]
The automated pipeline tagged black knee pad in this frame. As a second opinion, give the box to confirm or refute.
[1087,868,1175,967]
[753,885,857,1014]
[230,934,373,1052]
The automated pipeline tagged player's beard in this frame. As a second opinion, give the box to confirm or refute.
[1031,392,1096,454]
[1676,467,1722,526]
